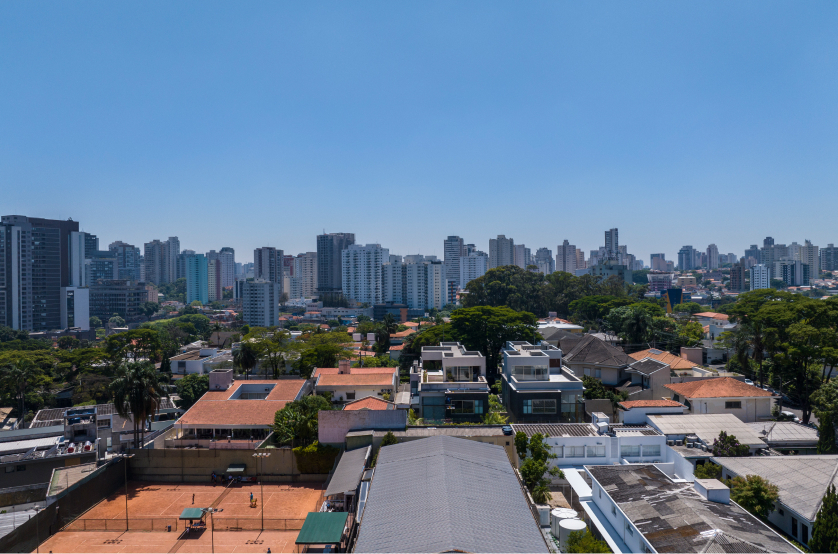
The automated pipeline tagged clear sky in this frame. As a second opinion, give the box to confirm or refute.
[2,2,836,265]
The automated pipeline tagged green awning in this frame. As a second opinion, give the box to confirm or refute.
[295,512,349,545]
[226,463,246,473]
[180,508,205,521]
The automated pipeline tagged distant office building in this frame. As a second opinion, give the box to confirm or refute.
[751,264,771,290]
[144,237,179,285]
[775,259,810,287]
[185,254,208,305]
[744,244,760,262]
[241,279,280,327]
[801,240,819,278]
[534,247,554,274]
[384,259,449,311]
[706,244,719,269]
[290,252,318,300]
[650,253,665,268]
[646,273,674,292]
[488,235,514,269]
[729,263,746,292]
[0,221,33,330]
[109,241,141,281]
[513,244,531,269]
[341,244,388,305]
[575,248,586,270]
[253,247,284,294]
[219,247,235,288]
[176,249,195,281]
[317,232,355,294]
[458,251,488,289]
[89,280,153,321]
[208,259,222,302]
[2,215,79,331]
[650,257,668,272]
[591,260,632,285]
[60,287,90,330]
[822,244,838,272]
[443,236,465,287]
[605,228,619,261]
[556,240,577,274]
[678,245,697,271]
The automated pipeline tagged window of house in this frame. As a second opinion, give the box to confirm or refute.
[567,446,585,458]
[4,466,13,473]
[611,504,616,516]
[725,401,742,409]
[778,508,785,516]
[584,368,591,376]
[792,517,798,537]
[451,400,477,414]
[553,445,563,457]
[802,524,808,544]
[345,392,356,400]
[524,399,556,414]
[621,445,641,457]
[586,445,606,457]
[642,445,661,457]
[15,465,25,472]
[595,369,601,379]
[626,522,634,535]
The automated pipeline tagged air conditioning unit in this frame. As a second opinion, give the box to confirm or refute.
[686,442,694,448]
[700,445,707,451]
[675,440,683,446]
[667,440,674,446]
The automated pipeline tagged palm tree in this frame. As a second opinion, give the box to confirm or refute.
[383,313,397,335]
[233,342,260,380]
[110,362,165,448]
[2,360,38,428]
[211,322,223,347]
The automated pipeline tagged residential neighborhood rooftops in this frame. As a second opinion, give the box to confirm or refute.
[711,455,838,521]
[511,423,598,438]
[177,378,306,428]
[629,348,697,370]
[201,379,306,401]
[618,399,685,409]
[563,335,632,366]
[312,367,397,379]
[664,377,775,399]
[747,421,819,447]
[317,373,396,387]
[695,312,730,320]
[626,357,670,375]
[354,436,548,553]
[646,414,767,448]
[587,464,797,553]
[343,397,395,411]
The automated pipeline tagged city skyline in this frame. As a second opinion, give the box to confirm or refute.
[2,2,837,262]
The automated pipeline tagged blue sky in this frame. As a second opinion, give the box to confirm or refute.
[2,2,836,265]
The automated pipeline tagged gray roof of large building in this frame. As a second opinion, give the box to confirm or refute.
[325,446,370,497]
[588,464,797,553]
[563,335,633,366]
[711,455,838,521]
[647,414,767,448]
[371,426,505,438]
[747,421,819,446]
[354,436,548,553]
[511,423,598,438]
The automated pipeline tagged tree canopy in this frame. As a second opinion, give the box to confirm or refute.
[811,484,838,553]
[728,474,778,520]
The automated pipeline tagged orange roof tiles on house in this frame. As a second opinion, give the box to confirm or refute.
[694,312,730,321]
[200,379,306,401]
[403,322,420,328]
[343,397,395,411]
[388,344,404,351]
[312,367,397,378]
[664,377,775,399]
[317,373,396,387]
[390,329,416,339]
[629,348,696,370]
[178,400,290,426]
[618,399,685,409]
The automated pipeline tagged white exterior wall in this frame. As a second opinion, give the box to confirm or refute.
[751,264,770,290]
[543,434,668,470]
[459,252,487,287]
[589,478,655,554]
[382,262,404,303]
[341,244,388,305]
[686,396,774,422]
[60,286,90,330]
[242,279,279,327]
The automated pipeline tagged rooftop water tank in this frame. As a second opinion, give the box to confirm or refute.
[559,519,588,550]
[550,508,578,537]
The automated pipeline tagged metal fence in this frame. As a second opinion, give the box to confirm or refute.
[210,518,305,531]
[64,517,306,532]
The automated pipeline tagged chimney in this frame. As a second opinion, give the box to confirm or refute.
[694,479,730,504]
[338,359,351,374]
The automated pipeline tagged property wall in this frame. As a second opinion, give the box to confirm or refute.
[0,453,96,489]
[127,447,328,483]
[318,410,407,445]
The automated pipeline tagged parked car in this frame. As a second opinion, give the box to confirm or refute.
[744,379,754,386]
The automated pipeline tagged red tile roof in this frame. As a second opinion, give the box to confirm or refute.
[200,379,306,401]
[178,400,288,426]
[390,329,416,338]
[664,377,775,399]
[695,312,730,321]
[388,344,404,351]
[344,397,395,411]
[619,399,685,409]
[630,349,696,370]
[317,373,396,387]
[313,367,397,378]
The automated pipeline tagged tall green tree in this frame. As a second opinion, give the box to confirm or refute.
[233,341,261,380]
[175,374,210,411]
[711,431,749,457]
[109,361,166,448]
[461,266,546,315]
[811,484,838,553]
[518,433,562,504]
[728,475,779,520]
[1,360,41,426]
[273,395,332,447]
[819,414,838,454]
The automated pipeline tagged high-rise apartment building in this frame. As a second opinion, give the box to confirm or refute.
[341,244,388,305]
[2,215,79,331]
[317,232,355,294]
[729,264,746,292]
[458,251,488,288]
[219,247,235,288]
[575,249,586,270]
[443,236,465,287]
[290,252,318,300]
[208,259,222,302]
[706,244,720,270]
[678,246,697,271]
[801,240,820,279]
[185,254,208,305]
[241,280,279,327]
[750,264,770,290]
[774,259,810,287]
[109,241,142,281]
[0,221,33,330]
[534,248,554,274]
[176,250,196,281]
[253,247,284,293]
[556,240,577,274]
[822,244,838,272]
[513,244,531,269]
[143,237,179,285]
[488,235,514,269]
[89,280,153,321]
[605,228,619,261]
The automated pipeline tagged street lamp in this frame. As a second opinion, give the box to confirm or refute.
[118,453,135,532]
[252,452,271,531]
[202,508,222,553]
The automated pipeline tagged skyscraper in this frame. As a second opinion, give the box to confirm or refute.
[822,244,838,272]
[143,237,179,285]
[317,232,355,294]
[706,244,720,270]
[513,244,531,269]
[0,220,33,330]
[341,244,388,305]
[2,215,79,331]
[290,252,318,300]
[242,280,279,327]
[729,264,746,292]
[556,240,577,274]
[443,236,465,288]
[488,235,514,269]
[208,259,222,302]
[605,228,619,261]
[534,248,554,274]
[253,247,284,292]
[678,246,696,271]
[459,251,488,288]
[185,253,208,305]
[109,241,142,281]
[575,249,586,270]
[219,247,236,288]
[801,240,820,279]
[751,264,770,290]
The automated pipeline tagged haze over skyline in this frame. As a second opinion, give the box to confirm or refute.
[2,2,837,264]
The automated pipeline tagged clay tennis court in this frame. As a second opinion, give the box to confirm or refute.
[37,481,323,553]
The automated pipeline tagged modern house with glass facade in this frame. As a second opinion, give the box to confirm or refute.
[409,342,489,423]
[500,341,585,423]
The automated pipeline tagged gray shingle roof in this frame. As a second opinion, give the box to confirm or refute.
[627,357,669,375]
[711,455,838,521]
[563,335,632,366]
[588,464,797,553]
[324,446,369,497]
[354,436,548,553]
